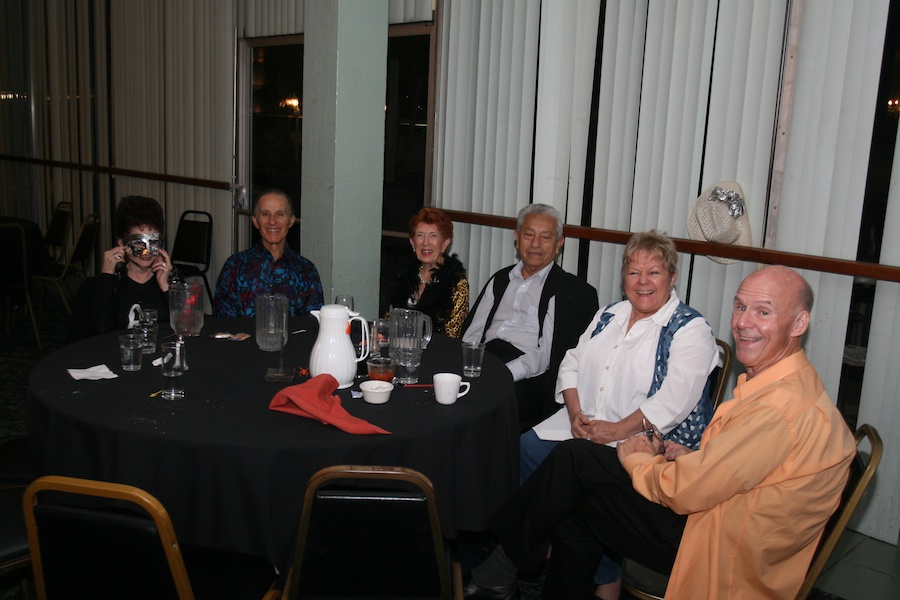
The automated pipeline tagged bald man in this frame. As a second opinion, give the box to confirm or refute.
[464,266,855,600]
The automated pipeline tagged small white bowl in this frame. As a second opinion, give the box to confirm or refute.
[360,380,394,404]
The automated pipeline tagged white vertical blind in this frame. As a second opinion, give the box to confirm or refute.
[433,0,541,295]
[242,0,305,37]
[388,0,434,24]
[857,34,900,543]
[532,0,601,276]
[241,0,430,37]
[676,0,787,344]
[775,0,887,411]
[584,0,647,304]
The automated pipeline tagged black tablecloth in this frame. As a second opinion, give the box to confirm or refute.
[27,317,518,571]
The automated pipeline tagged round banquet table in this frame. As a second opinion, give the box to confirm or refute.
[27,317,519,572]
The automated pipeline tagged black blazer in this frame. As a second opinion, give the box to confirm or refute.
[462,262,599,416]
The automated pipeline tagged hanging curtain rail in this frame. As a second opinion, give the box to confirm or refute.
[442,209,900,284]
[0,154,231,191]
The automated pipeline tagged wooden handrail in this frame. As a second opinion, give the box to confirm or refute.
[0,154,231,191]
[442,209,900,284]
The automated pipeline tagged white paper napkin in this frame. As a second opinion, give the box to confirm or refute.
[68,365,119,380]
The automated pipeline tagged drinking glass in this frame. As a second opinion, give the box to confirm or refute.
[118,334,143,371]
[169,281,205,370]
[160,341,186,399]
[256,293,289,352]
[334,295,354,311]
[461,342,486,378]
[369,318,390,357]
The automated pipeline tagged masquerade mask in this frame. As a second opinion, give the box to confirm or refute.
[124,232,162,257]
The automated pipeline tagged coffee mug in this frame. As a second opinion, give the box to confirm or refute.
[433,373,470,405]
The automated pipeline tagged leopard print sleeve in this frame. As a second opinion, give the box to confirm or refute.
[443,277,469,339]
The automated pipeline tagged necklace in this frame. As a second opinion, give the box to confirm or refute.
[418,264,427,284]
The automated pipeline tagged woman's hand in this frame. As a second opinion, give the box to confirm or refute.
[570,412,592,440]
[152,248,173,292]
[102,244,127,275]
[580,419,622,445]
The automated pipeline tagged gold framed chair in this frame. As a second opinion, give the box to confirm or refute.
[621,423,883,600]
[712,338,734,409]
[23,475,280,600]
[284,465,463,600]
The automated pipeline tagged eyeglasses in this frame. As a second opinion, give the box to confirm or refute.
[632,418,665,455]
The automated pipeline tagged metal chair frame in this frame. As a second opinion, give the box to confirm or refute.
[23,475,280,600]
[284,464,463,600]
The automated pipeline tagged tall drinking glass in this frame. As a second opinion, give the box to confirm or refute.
[160,341,186,399]
[168,281,205,369]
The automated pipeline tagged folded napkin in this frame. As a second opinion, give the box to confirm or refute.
[269,374,390,435]
[68,365,119,380]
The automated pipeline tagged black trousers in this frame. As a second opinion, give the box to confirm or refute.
[491,439,687,599]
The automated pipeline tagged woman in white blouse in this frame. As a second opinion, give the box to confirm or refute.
[522,230,718,481]
[519,230,718,598]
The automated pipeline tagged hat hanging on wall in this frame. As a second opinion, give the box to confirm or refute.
[686,181,752,264]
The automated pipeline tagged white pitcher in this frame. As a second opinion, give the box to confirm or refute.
[309,304,370,389]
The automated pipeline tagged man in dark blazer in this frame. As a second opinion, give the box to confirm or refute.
[462,204,599,425]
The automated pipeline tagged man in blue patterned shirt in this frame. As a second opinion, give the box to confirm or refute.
[214,189,324,317]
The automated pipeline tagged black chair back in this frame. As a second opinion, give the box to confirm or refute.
[69,213,100,268]
[171,210,213,304]
[171,211,213,271]
[32,503,183,599]
[43,201,72,261]
[287,465,458,600]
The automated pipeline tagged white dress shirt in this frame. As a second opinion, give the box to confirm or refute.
[533,291,717,443]
[462,261,555,382]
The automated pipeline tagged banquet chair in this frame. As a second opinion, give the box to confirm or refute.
[23,475,280,600]
[43,201,72,263]
[711,338,733,409]
[35,213,100,315]
[284,465,463,600]
[170,210,214,305]
[621,424,883,600]
[1,222,42,349]
[0,485,31,598]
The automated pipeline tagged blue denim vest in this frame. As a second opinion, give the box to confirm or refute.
[590,302,713,450]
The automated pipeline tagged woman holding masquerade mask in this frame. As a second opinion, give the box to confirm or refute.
[68,196,173,342]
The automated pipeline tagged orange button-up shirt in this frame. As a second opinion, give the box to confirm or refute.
[622,351,855,599]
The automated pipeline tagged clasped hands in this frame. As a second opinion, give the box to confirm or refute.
[572,414,691,461]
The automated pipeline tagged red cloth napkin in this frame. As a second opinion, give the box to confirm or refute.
[269,374,390,435]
